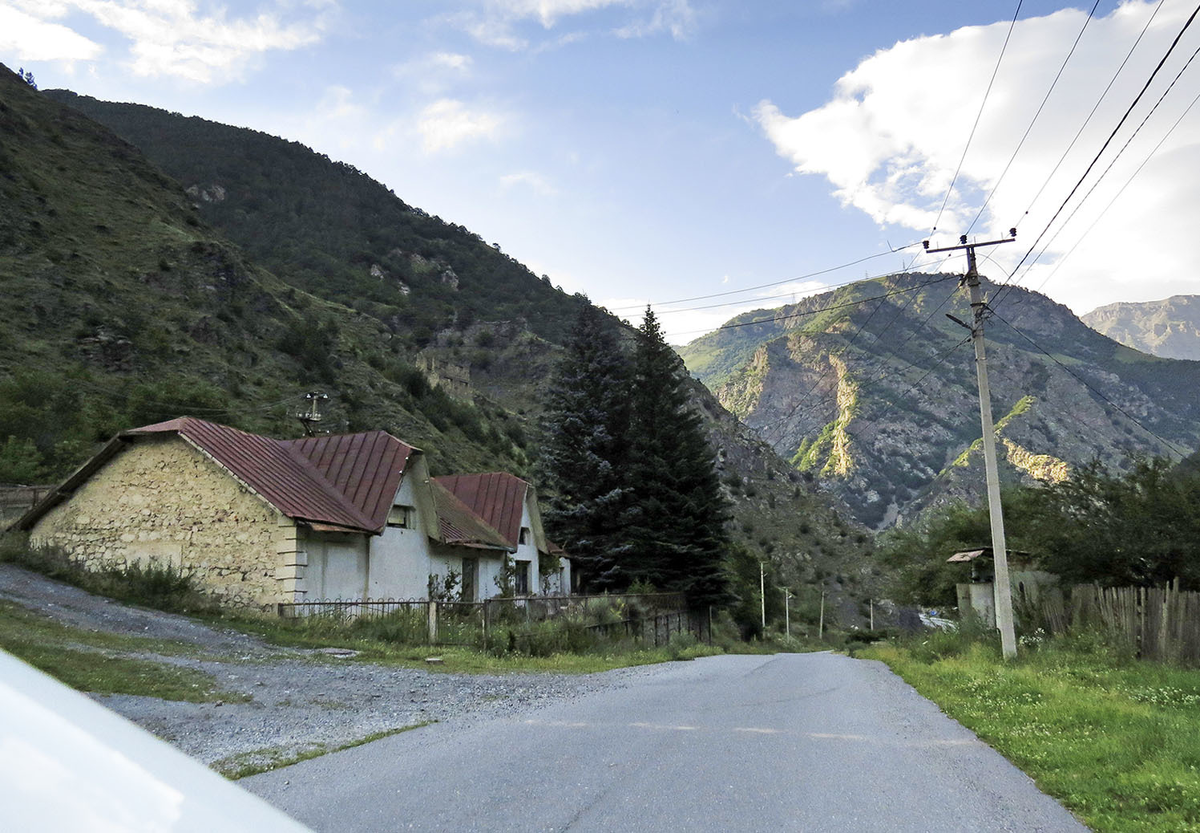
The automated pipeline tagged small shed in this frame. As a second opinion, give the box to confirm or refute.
[948,548,1057,627]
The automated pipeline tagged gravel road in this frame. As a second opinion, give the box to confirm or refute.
[0,564,658,773]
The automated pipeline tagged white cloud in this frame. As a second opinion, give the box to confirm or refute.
[499,170,558,196]
[418,98,504,153]
[753,1,1200,315]
[449,0,694,49]
[393,51,473,94]
[0,5,103,61]
[3,0,331,83]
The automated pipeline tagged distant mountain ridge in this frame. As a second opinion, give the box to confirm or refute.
[679,273,1200,528]
[1082,295,1200,361]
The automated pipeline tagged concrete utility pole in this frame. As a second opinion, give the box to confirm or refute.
[783,588,792,637]
[297,391,329,437]
[818,587,825,640]
[759,562,766,631]
[923,231,1019,659]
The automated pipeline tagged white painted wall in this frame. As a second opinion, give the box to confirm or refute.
[367,469,434,600]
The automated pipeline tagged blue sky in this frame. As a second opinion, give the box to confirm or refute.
[4,1,1200,342]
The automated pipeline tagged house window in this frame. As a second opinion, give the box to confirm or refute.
[519,527,531,545]
[461,558,477,602]
[387,505,415,529]
[514,560,530,595]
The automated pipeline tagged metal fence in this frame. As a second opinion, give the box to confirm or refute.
[1037,582,1200,665]
[274,592,707,649]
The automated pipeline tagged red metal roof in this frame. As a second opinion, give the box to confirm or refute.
[124,418,410,533]
[433,472,529,547]
[429,481,512,551]
[281,432,415,531]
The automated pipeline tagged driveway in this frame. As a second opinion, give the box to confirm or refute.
[244,652,1087,832]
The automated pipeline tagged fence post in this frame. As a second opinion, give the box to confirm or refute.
[481,600,488,649]
[427,600,438,645]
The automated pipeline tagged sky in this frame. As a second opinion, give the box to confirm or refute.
[3,0,1200,343]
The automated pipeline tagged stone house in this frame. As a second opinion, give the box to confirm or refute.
[12,417,561,609]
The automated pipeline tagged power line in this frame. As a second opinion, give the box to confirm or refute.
[1011,0,1168,230]
[966,0,1101,235]
[606,244,921,314]
[669,273,960,340]
[994,34,1200,309]
[1005,1,1200,283]
[931,0,1024,234]
[989,309,1192,459]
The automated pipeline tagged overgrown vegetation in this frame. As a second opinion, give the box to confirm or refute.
[861,629,1200,832]
[0,534,217,614]
[880,456,1200,606]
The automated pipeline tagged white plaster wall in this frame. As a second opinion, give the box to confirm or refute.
[513,497,539,594]
[366,473,433,600]
[305,533,369,600]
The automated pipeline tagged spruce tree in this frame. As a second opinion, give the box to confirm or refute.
[625,307,730,605]
[539,305,631,591]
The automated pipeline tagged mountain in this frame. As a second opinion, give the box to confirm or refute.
[679,273,1200,528]
[40,88,588,350]
[2,68,880,621]
[1082,296,1200,361]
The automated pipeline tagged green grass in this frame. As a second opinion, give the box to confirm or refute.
[0,601,245,702]
[213,721,435,779]
[861,635,1200,832]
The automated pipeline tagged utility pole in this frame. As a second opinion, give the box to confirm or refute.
[783,588,792,637]
[869,598,874,632]
[297,391,329,437]
[818,587,825,641]
[923,230,1019,659]
[759,562,766,631]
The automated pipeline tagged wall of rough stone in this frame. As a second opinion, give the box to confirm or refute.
[30,435,290,608]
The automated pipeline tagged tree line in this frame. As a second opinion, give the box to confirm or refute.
[539,306,730,607]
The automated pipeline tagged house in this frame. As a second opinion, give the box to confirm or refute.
[11,417,558,610]
[434,472,570,597]
[947,548,1058,626]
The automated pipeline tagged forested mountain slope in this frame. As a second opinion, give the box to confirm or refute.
[679,273,1200,528]
[42,89,589,349]
[1083,295,1200,361]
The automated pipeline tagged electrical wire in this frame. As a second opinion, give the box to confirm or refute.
[966,0,1101,235]
[1004,1,1200,284]
[931,0,1024,234]
[989,309,1192,458]
[1011,0,1168,230]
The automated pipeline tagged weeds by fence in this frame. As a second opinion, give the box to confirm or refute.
[275,592,708,653]
[1038,582,1200,665]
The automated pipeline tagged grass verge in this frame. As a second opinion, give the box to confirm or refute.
[860,634,1200,832]
[0,601,245,702]
[213,721,435,779]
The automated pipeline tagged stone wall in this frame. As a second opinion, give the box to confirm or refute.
[29,435,291,608]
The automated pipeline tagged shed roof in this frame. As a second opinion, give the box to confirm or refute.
[433,472,529,547]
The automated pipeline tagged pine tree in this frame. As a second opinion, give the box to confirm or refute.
[539,305,631,591]
[624,307,730,605]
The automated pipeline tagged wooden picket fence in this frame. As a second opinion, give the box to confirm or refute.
[1037,582,1200,665]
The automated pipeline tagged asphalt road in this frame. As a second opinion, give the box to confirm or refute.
[244,652,1087,832]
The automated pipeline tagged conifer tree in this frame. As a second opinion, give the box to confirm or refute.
[539,305,631,591]
[624,307,730,605]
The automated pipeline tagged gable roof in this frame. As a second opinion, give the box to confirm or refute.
[429,481,514,552]
[16,418,417,535]
[433,472,530,547]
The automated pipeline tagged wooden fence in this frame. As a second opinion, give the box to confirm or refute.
[1038,582,1200,665]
